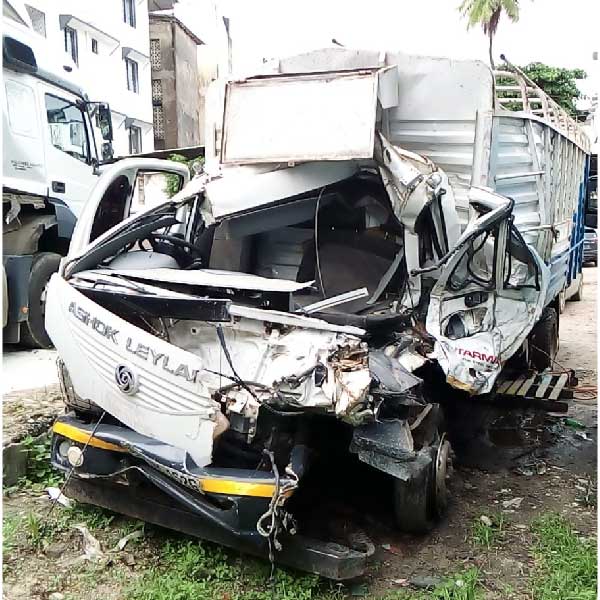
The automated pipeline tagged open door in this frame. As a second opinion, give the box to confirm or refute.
[426,188,549,395]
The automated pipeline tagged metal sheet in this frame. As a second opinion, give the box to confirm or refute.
[205,161,358,221]
[87,267,314,293]
[221,70,379,164]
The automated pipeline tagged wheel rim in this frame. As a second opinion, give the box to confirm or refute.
[433,435,451,516]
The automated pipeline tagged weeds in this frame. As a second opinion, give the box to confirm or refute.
[2,515,22,553]
[471,514,506,549]
[124,538,344,600]
[384,568,482,599]
[530,514,596,600]
[16,435,63,491]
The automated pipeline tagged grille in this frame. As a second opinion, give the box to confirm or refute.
[153,106,164,139]
[150,39,161,69]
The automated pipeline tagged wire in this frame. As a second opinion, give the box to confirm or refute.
[314,186,327,298]
[45,410,107,527]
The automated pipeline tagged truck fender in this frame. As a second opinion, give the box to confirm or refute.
[48,197,77,239]
[2,213,58,255]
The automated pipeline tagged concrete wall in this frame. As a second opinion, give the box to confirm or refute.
[150,15,201,150]
[174,23,201,147]
[149,18,177,150]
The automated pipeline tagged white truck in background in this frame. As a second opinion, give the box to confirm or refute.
[2,2,114,347]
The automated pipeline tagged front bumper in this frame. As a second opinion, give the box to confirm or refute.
[51,415,372,580]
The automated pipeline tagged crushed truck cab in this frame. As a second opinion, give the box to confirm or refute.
[46,50,588,578]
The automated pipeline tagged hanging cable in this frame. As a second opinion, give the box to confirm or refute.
[45,410,107,528]
[314,186,327,298]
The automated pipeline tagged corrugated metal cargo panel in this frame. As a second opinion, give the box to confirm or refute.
[387,118,476,224]
[490,114,588,269]
[383,53,494,228]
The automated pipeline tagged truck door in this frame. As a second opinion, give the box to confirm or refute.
[37,83,97,218]
[3,74,47,196]
[426,188,549,395]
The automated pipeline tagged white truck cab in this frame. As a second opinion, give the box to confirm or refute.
[2,4,113,347]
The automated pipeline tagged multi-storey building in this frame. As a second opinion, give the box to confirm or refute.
[22,0,154,156]
[149,8,203,149]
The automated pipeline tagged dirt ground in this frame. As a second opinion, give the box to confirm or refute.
[2,268,597,599]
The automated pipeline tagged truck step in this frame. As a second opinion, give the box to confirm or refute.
[494,370,577,412]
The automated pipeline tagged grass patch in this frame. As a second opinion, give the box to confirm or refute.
[123,538,344,600]
[3,502,120,553]
[531,514,596,600]
[2,514,23,554]
[383,568,482,599]
[471,514,506,549]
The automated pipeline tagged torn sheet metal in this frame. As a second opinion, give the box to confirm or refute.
[368,350,422,400]
[88,268,314,294]
[228,304,366,336]
[46,275,372,465]
[203,160,358,221]
[426,187,549,394]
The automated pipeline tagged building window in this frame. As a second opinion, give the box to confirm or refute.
[64,26,78,65]
[128,125,142,154]
[153,106,164,140]
[91,38,98,54]
[25,5,46,37]
[123,0,136,27]
[125,58,139,93]
[150,39,161,69]
[151,79,162,104]
[45,93,89,163]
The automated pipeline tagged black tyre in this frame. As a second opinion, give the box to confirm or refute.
[20,252,61,349]
[529,307,558,371]
[393,439,450,534]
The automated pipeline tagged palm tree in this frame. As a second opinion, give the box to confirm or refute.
[459,0,520,70]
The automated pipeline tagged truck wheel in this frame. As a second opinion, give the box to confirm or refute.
[529,307,558,371]
[20,252,61,349]
[393,438,450,534]
[571,276,583,302]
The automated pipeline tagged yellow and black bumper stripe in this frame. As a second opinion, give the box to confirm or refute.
[53,421,127,453]
[53,421,282,498]
[199,479,277,498]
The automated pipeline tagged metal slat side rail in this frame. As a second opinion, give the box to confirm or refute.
[493,59,590,152]
[495,170,545,181]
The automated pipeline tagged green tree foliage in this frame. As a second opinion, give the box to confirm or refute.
[521,63,587,116]
[164,153,204,198]
[459,0,520,69]
[496,63,587,116]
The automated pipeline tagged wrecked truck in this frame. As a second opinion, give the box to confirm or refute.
[46,49,590,579]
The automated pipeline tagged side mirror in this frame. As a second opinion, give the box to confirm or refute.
[96,103,113,141]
